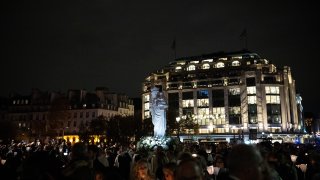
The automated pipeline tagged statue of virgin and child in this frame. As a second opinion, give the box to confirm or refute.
[150,87,168,138]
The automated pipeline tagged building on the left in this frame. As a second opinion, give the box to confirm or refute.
[0,87,134,142]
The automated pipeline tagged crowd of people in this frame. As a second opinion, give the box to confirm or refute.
[0,138,319,180]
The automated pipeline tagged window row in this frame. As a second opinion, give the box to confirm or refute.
[265,86,279,94]
[13,99,29,105]
[72,112,96,119]
[176,60,241,72]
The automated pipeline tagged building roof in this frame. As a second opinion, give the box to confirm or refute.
[174,49,260,61]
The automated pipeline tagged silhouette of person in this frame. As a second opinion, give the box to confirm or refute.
[225,144,266,180]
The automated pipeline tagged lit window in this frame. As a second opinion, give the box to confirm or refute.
[224,79,228,86]
[219,57,227,61]
[144,94,150,102]
[177,61,186,65]
[270,87,279,94]
[216,62,225,68]
[144,111,150,118]
[197,99,209,107]
[13,100,16,104]
[175,66,182,71]
[247,61,251,65]
[202,63,210,69]
[193,82,197,88]
[144,103,149,110]
[229,88,240,95]
[197,90,209,98]
[229,106,241,114]
[232,60,240,66]
[187,65,196,71]
[265,86,279,94]
[248,96,256,104]
[25,100,28,104]
[182,100,194,107]
[202,59,213,62]
[266,95,280,104]
[198,108,209,116]
[212,107,225,114]
[190,60,199,64]
[232,56,242,60]
[212,107,226,125]
[247,87,256,94]
[197,108,210,125]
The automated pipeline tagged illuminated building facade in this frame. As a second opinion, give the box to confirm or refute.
[4,87,134,140]
[142,50,303,135]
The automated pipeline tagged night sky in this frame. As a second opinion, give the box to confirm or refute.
[1,1,319,114]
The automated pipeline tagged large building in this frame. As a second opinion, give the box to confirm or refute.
[142,50,304,137]
[2,87,134,140]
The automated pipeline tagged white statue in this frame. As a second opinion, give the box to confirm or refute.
[150,87,168,138]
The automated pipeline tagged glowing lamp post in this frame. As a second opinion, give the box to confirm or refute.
[176,117,181,140]
[208,124,214,134]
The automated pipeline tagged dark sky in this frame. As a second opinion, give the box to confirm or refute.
[1,1,319,114]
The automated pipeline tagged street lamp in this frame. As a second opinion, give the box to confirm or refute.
[208,124,214,134]
[176,117,181,140]
[258,123,263,133]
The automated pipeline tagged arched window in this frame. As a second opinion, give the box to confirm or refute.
[232,60,240,66]
[175,66,182,70]
[202,63,210,69]
[175,66,182,72]
[187,65,196,71]
[216,62,225,68]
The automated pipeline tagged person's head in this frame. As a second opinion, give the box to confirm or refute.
[132,158,153,180]
[71,142,88,160]
[226,144,264,180]
[163,162,176,180]
[175,158,205,180]
[177,151,193,164]
[87,144,98,160]
[214,154,225,168]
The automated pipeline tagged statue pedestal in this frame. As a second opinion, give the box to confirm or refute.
[136,136,180,151]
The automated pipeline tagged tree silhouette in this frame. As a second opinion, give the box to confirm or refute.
[166,109,179,135]
[79,121,90,143]
[47,97,70,136]
[106,115,137,144]
[90,115,107,135]
[133,111,144,140]
[0,120,17,143]
[31,117,47,139]
[118,115,136,143]
[179,116,199,135]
